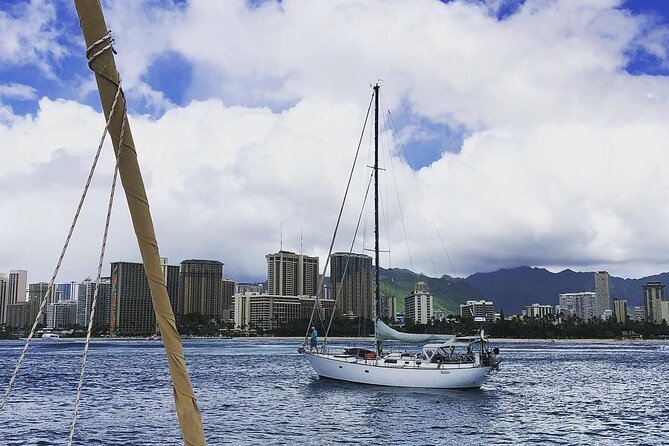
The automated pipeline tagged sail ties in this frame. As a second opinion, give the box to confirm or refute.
[0,34,125,414]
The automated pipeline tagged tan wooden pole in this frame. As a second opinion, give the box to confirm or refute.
[73,1,206,444]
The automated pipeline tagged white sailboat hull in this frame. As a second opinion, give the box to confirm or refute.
[301,351,492,389]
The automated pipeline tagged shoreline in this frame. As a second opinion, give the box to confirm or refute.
[4,336,667,343]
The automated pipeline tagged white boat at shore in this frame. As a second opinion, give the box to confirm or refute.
[41,333,60,340]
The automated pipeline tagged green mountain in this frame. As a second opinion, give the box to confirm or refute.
[379,267,480,313]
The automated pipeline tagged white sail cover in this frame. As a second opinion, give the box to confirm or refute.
[375,319,456,343]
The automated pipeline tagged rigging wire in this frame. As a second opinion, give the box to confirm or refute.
[304,93,374,344]
[378,101,393,271]
[378,94,414,271]
[68,84,127,445]
[0,43,124,412]
[384,105,458,277]
[324,172,374,343]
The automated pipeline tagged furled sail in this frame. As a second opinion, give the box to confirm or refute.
[375,319,456,343]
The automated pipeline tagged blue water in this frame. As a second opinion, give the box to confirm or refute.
[0,338,668,445]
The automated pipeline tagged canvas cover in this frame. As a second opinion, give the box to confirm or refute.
[375,319,456,343]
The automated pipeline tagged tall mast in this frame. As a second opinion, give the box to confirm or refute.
[374,83,381,355]
[73,1,206,444]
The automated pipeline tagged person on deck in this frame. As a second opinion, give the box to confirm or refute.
[310,326,318,353]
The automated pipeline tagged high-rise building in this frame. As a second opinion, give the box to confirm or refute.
[266,251,319,297]
[524,303,553,319]
[236,282,264,294]
[298,296,337,322]
[661,301,669,324]
[165,263,180,316]
[613,298,628,323]
[642,281,665,324]
[558,292,596,320]
[379,295,397,322]
[76,277,112,328]
[46,301,78,329]
[77,277,94,326]
[404,282,433,324]
[179,260,224,318]
[6,302,29,329]
[222,278,235,311]
[0,273,8,325]
[110,261,179,336]
[28,282,57,326]
[233,292,301,331]
[8,270,27,305]
[330,252,373,319]
[594,271,611,317]
[56,281,78,301]
[460,300,496,322]
[233,292,336,332]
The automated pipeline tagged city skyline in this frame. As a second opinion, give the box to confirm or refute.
[5,1,669,283]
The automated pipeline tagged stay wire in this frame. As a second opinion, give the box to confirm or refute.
[68,85,127,445]
[384,98,457,277]
[304,93,374,346]
[379,94,414,271]
[0,52,124,412]
[324,172,374,343]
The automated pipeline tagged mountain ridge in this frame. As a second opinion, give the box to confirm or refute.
[380,265,669,315]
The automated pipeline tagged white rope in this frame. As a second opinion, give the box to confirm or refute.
[67,31,126,445]
[86,30,116,64]
[0,84,123,412]
[68,94,126,446]
[0,30,123,414]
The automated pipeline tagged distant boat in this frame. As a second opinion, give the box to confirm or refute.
[41,333,60,341]
[299,84,501,389]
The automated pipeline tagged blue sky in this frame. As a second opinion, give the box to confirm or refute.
[4,0,669,281]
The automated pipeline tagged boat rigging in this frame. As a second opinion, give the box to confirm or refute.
[299,83,501,389]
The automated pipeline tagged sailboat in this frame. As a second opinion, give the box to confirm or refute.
[299,84,501,389]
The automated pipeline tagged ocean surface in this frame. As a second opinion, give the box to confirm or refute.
[0,338,668,445]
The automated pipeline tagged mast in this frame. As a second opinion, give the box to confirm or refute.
[374,83,381,355]
[73,2,206,445]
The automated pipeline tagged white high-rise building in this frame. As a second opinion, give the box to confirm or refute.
[77,277,94,326]
[46,301,78,329]
[594,271,611,317]
[0,273,8,325]
[233,292,302,331]
[267,251,319,297]
[8,270,27,305]
[404,282,433,324]
[460,300,496,322]
[613,299,628,323]
[558,292,596,320]
[643,281,665,324]
[524,303,553,319]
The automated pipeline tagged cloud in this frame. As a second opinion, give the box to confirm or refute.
[0,83,38,100]
[3,0,669,283]
[0,0,67,74]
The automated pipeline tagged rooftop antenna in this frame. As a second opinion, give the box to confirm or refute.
[280,221,283,252]
[300,226,303,255]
